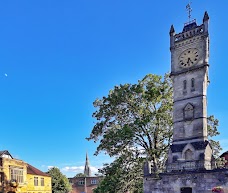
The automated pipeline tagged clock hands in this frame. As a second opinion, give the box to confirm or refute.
[187,57,193,66]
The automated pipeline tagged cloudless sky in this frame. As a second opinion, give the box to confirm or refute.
[0,0,228,177]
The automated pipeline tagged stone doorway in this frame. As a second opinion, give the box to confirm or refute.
[180,187,192,193]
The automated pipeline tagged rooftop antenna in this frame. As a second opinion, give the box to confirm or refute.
[186,1,192,22]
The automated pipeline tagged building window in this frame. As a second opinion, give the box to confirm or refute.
[191,78,195,91]
[78,180,85,185]
[172,156,178,162]
[183,80,187,94]
[0,173,2,185]
[199,153,205,160]
[91,179,97,185]
[183,80,187,90]
[34,177,38,186]
[41,178,44,186]
[184,103,194,121]
[9,167,24,183]
[185,149,193,160]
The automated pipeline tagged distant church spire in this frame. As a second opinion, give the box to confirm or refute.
[84,152,91,177]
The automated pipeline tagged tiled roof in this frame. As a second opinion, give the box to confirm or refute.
[191,141,209,150]
[220,151,228,157]
[170,141,209,153]
[27,164,50,177]
[182,21,197,32]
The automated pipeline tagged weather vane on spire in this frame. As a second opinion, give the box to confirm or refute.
[186,2,192,22]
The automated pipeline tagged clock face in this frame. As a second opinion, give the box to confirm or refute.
[178,48,200,68]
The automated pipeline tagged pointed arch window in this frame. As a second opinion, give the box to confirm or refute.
[185,149,194,160]
[191,78,195,91]
[183,80,187,94]
[172,155,178,162]
[183,80,187,90]
[184,103,194,120]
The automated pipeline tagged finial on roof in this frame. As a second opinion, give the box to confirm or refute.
[186,2,192,22]
[169,25,175,36]
[203,11,209,22]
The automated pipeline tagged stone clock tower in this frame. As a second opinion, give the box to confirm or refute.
[144,10,228,193]
[166,11,214,171]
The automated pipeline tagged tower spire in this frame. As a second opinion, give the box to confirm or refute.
[203,11,209,22]
[84,152,91,177]
[169,25,175,36]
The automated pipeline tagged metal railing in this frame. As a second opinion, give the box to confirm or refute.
[165,160,226,172]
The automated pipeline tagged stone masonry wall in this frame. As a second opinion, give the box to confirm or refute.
[144,169,228,193]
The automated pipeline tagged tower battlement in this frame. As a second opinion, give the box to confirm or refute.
[175,24,203,42]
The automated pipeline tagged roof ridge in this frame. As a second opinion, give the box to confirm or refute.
[27,164,50,177]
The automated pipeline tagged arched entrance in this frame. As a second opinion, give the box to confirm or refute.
[181,187,192,193]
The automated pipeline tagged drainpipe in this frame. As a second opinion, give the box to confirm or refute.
[84,177,87,193]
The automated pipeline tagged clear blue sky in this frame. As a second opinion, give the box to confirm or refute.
[0,0,227,177]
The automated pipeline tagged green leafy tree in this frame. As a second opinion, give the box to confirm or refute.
[88,73,222,193]
[94,151,143,193]
[88,73,173,173]
[88,73,173,193]
[47,167,72,193]
[74,173,86,177]
[207,115,222,158]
